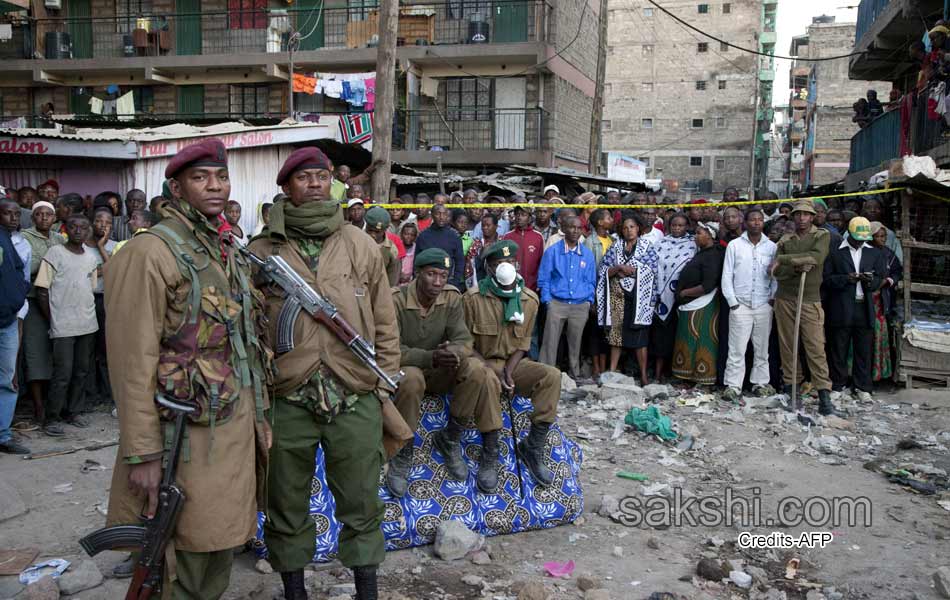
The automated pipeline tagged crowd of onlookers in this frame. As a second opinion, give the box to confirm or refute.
[343,182,905,418]
[0,170,906,454]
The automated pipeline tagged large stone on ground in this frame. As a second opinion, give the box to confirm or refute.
[934,566,950,599]
[58,559,103,595]
[516,581,552,600]
[433,519,483,561]
[643,383,669,399]
[0,576,24,598]
[20,575,59,600]
[561,373,577,392]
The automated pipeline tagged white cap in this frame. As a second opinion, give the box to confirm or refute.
[543,185,560,195]
[346,198,365,208]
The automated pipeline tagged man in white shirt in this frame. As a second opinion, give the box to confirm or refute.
[822,217,884,403]
[720,209,777,402]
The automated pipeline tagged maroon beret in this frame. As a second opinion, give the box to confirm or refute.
[276,146,333,185]
[165,138,228,179]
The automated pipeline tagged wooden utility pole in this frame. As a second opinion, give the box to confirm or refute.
[587,0,609,176]
[371,0,398,203]
[748,63,760,201]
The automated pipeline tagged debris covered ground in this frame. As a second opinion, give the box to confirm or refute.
[1,378,949,600]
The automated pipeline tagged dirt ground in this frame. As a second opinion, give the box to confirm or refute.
[1,382,949,600]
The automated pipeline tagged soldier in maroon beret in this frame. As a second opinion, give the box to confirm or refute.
[250,145,407,600]
[101,136,271,598]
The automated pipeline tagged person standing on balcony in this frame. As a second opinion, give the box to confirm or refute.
[866,90,884,118]
[852,99,871,128]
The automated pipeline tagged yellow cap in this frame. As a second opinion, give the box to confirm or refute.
[848,216,873,241]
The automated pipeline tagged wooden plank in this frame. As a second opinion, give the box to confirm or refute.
[900,239,950,252]
[902,189,912,321]
[910,282,950,296]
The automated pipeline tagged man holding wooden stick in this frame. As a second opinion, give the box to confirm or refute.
[770,199,839,417]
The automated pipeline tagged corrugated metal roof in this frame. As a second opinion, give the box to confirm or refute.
[0,119,328,143]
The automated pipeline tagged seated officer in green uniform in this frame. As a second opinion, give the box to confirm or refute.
[389,248,503,495]
[364,206,400,287]
[463,239,561,486]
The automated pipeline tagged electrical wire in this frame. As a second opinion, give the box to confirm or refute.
[294,0,324,41]
[296,0,325,42]
[647,0,867,61]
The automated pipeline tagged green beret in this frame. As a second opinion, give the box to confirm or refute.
[482,239,519,262]
[364,206,391,231]
[813,198,828,210]
[414,248,451,270]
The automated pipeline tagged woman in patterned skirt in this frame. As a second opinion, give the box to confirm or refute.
[595,214,658,385]
[650,213,695,382]
[671,223,723,386]
[870,221,902,381]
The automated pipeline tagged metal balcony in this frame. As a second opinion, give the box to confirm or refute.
[19,0,547,61]
[849,106,900,173]
[395,107,547,152]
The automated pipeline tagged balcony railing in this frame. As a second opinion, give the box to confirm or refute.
[394,108,547,152]
[17,1,547,60]
[850,107,900,173]
[855,0,890,45]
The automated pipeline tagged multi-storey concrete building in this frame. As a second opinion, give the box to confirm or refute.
[601,0,775,196]
[784,15,890,189]
[0,0,602,172]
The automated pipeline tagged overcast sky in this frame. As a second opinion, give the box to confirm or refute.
[772,1,860,106]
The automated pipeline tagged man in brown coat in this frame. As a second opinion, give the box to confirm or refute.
[248,146,401,600]
[103,138,271,599]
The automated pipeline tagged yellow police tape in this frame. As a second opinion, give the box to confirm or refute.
[373,186,907,210]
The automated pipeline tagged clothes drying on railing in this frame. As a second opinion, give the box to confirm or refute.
[292,71,378,111]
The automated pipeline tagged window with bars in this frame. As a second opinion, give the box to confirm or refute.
[602,119,612,131]
[643,6,653,15]
[230,84,270,117]
[348,0,380,22]
[697,42,708,53]
[720,41,729,51]
[641,118,653,129]
[697,4,708,13]
[441,78,492,121]
[229,0,266,29]
[642,82,654,92]
[691,118,704,128]
[115,0,156,33]
[715,158,725,169]
[689,156,703,166]
[718,80,727,90]
[133,86,154,113]
[722,3,730,13]
[642,44,654,55]
[696,80,706,91]
[716,116,726,128]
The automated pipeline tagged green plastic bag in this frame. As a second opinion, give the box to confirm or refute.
[624,405,678,441]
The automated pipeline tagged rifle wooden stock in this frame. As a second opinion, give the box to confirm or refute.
[126,566,150,600]
[381,396,413,459]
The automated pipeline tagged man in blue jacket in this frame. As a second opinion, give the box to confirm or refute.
[537,216,597,381]
[0,201,31,454]
[415,203,465,289]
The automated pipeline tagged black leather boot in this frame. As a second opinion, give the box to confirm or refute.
[385,443,413,498]
[476,430,500,494]
[517,422,554,486]
[279,570,308,600]
[432,418,469,481]
[818,389,841,416]
[353,565,378,600]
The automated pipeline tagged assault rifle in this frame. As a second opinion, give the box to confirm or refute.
[79,394,195,600]
[242,248,413,454]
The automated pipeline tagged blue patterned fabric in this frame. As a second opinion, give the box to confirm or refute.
[254,394,584,561]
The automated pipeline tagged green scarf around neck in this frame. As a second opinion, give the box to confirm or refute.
[479,275,525,325]
[263,198,343,241]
